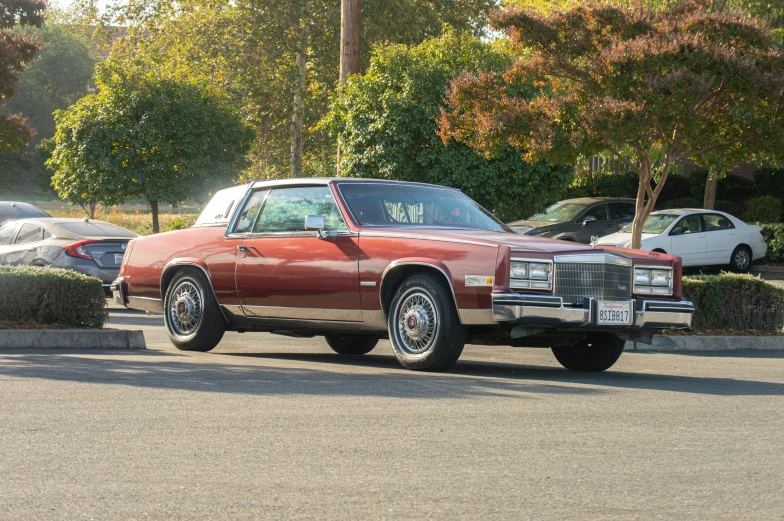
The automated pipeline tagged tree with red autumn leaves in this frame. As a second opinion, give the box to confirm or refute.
[440,0,784,249]
[1,0,46,154]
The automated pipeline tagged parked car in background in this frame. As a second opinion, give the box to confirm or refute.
[0,201,51,227]
[0,218,138,293]
[113,179,693,373]
[597,209,766,272]
[507,197,640,243]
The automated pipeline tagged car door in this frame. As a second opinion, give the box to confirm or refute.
[3,223,43,265]
[0,223,21,263]
[575,204,613,243]
[702,213,737,265]
[669,214,707,266]
[235,185,363,321]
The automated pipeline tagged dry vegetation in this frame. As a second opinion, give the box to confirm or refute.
[47,207,199,236]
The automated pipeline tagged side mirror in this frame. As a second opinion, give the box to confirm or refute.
[670,228,684,236]
[305,215,334,239]
[582,216,597,227]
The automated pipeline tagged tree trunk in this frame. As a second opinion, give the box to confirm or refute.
[630,170,648,250]
[149,199,160,234]
[703,165,720,210]
[337,0,361,175]
[291,1,310,178]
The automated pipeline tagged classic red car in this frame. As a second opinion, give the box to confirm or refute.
[112,178,694,371]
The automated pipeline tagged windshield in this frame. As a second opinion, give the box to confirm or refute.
[56,221,137,238]
[529,202,588,223]
[338,183,509,233]
[620,213,681,234]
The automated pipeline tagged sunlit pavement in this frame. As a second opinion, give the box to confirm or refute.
[0,302,782,520]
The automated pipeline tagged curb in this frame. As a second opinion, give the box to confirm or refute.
[0,330,146,349]
[625,335,784,352]
[751,265,784,275]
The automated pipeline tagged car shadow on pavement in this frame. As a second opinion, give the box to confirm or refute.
[2,348,781,398]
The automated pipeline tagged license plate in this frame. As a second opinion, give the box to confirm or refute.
[596,301,632,325]
[114,253,124,265]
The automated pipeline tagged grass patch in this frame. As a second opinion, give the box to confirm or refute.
[47,207,199,235]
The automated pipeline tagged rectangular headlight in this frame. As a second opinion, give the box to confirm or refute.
[510,262,528,279]
[651,269,670,286]
[634,268,651,285]
[529,263,550,280]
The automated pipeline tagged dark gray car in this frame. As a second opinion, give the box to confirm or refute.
[0,218,138,293]
[0,201,51,227]
[508,197,638,243]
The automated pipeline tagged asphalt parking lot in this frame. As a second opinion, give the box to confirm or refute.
[1,303,783,520]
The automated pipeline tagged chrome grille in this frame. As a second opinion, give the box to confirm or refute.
[554,263,632,305]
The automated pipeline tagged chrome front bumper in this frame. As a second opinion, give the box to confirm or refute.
[492,293,694,329]
[110,277,126,308]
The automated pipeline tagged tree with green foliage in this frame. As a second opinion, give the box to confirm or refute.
[110,0,498,180]
[440,0,784,249]
[4,24,95,145]
[0,0,46,154]
[323,30,571,221]
[48,61,255,232]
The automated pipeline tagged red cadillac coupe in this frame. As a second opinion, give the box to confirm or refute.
[112,178,694,371]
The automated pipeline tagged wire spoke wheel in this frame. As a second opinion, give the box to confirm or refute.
[168,280,203,337]
[396,290,439,356]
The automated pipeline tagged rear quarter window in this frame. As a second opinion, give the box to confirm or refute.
[195,185,250,227]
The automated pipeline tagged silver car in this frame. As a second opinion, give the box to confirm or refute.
[0,218,138,294]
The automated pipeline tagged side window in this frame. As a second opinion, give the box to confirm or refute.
[609,203,636,220]
[234,190,269,234]
[582,204,609,222]
[672,215,703,235]
[0,224,18,246]
[703,213,735,232]
[14,224,42,244]
[254,186,347,233]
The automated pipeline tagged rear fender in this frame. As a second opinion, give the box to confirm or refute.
[160,258,228,322]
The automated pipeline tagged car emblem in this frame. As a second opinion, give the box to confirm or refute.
[618,284,627,290]
[590,235,599,248]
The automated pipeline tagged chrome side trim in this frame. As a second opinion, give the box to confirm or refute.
[459,309,496,325]
[160,261,229,322]
[379,261,461,323]
[492,293,694,330]
[221,304,244,316]
[361,232,499,249]
[362,310,387,331]
[553,253,633,266]
[242,305,363,322]
[127,296,164,314]
[360,281,377,287]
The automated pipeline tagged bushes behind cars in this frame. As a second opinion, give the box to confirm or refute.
[0,265,106,328]
[760,223,784,263]
[683,273,784,332]
[745,196,783,223]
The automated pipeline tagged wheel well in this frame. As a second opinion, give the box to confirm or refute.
[161,264,229,322]
[735,243,752,252]
[652,248,667,254]
[380,264,457,320]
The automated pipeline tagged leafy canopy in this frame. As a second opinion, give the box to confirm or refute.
[440,0,784,247]
[323,29,571,222]
[47,60,255,229]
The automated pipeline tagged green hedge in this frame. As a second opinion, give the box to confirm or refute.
[761,223,784,263]
[0,265,107,328]
[683,273,784,332]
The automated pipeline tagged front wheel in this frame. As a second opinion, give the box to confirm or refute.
[163,268,225,352]
[324,334,378,355]
[729,245,752,273]
[388,273,466,371]
[551,333,625,372]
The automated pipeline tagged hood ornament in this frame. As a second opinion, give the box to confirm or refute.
[590,235,599,248]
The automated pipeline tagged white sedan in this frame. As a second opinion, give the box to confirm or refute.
[597,209,767,271]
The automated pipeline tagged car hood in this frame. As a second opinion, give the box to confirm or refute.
[507,220,561,234]
[596,231,659,247]
[362,227,662,260]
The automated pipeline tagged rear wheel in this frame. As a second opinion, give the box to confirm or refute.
[163,268,225,352]
[388,273,466,371]
[729,245,752,273]
[551,333,625,372]
[324,334,378,355]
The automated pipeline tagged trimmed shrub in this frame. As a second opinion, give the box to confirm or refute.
[753,168,784,201]
[688,170,755,206]
[654,174,691,205]
[663,197,700,209]
[683,273,784,332]
[595,171,639,198]
[0,265,106,328]
[713,200,742,217]
[745,196,783,223]
[761,223,784,263]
